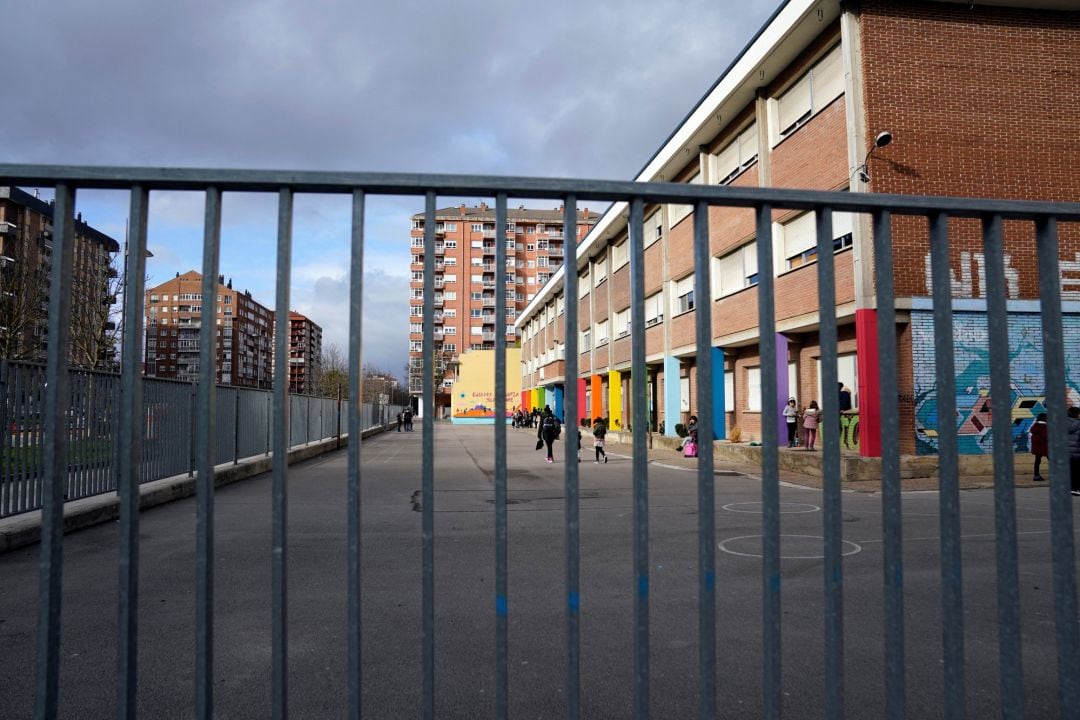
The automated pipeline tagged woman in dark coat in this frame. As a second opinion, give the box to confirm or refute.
[1029,413,1048,482]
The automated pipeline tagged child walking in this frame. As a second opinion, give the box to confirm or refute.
[802,400,820,451]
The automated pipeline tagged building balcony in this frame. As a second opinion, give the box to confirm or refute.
[482,243,495,254]
[482,332,496,342]
[482,281,496,289]
[482,229,496,239]
[481,298,496,308]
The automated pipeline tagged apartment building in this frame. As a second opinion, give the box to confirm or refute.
[0,187,120,367]
[517,0,1079,458]
[408,202,598,413]
[144,271,274,388]
[288,311,322,395]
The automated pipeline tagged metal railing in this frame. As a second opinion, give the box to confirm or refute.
[0,359,403,518]
[1,163,1078,720]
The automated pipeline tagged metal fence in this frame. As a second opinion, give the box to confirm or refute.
[0,359,402,518]
[1,164,1078,720]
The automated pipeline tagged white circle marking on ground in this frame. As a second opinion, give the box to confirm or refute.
[718,534,863,559]
[721,502,820,514]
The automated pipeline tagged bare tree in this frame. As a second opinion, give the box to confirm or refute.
[68,250,123,370]
[0,243,47,361]
[315,342,348,398]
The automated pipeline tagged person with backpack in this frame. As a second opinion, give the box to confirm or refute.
[592,417,608,463]
[538,406,560,463]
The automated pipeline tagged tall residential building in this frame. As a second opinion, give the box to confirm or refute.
[408,202,598,412]
[144,271,274,387]
[0,187,120,367]
[517,0,1079,459]
[288,311,322,395]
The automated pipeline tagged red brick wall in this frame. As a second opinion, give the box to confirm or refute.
[710,166,758,257]
[860,1,1080,299]
[769,98,849,192]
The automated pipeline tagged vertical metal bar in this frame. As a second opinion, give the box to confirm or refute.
[691,199,716,719]
[562,195,581,720]
[1035,216,1080,717]
[494,193,509,719]
[983,213,1024,718]
[628,196,650,718]
[872,210,905,720]
[117,185,150,720]
[195,187,223,720]
[272,188,293,720]
[421,191,436,720]
[815,207,844,720]
[0,360,7,517]
[928,212,966,720]
[234,387,240,464]
[754,203,781,720]
[33,182,77,720]
[346,189,365,720]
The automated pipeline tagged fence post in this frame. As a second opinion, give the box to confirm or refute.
[188,381,196,478]
[0,360,7,515]
[266,392,271,456]
[336,386,342,451]
[233,389,240,465]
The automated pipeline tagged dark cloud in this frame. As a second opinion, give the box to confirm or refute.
[2,0,775,179]
[2,0,777,381]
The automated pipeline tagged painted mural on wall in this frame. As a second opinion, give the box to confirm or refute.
[450,348,521,425]
[911,311,1080,455]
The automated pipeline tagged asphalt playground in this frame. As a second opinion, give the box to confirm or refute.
[0,423,1073,718]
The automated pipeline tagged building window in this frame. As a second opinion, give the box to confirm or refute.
[612,239,629,270]
[411,271,424,281]
[712,243,759,299]
[672,275,695,315]
[412,220,422,229]
[472,223,483,232]
[578,270,590,298]
[780,209,856,270]
[444,274,457,283]
[445,240,457,249]
[444,291,457,300]
[724,371,735,413]
[410,323,423,334]
[644,292,664,327]
[643,212,663,248]
[594,256,607,285]
[444,257,457,266]
[526,243,535,252]
[772,43,844,144]
[713,122,758,185]
[667,172,700,230]
[444,326,457,335]
[580,329,591,351]
[410,341,423,352]
[613,307,630,337]
[747,367,762,412]
[595,319,608,346]
[444,343,456,352]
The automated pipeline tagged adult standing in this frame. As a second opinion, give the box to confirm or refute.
[1067,406,1080,496]
[538,407,560,463]
[1029,413,1048,482]
[838,382,852,413]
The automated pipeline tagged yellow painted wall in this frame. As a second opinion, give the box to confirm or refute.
[450,348,522,423]
[608,370,623,430]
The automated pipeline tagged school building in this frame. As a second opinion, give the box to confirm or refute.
[515,0,1080,457]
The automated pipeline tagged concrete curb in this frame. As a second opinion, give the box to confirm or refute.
[0,424,392,556]
[603,429,1035,483]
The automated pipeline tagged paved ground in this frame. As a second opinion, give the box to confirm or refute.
[0,424,1075,718]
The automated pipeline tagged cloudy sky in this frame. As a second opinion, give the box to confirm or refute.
[2,0,776,377]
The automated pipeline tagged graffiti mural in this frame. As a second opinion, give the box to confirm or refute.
[911,311,1080,455]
